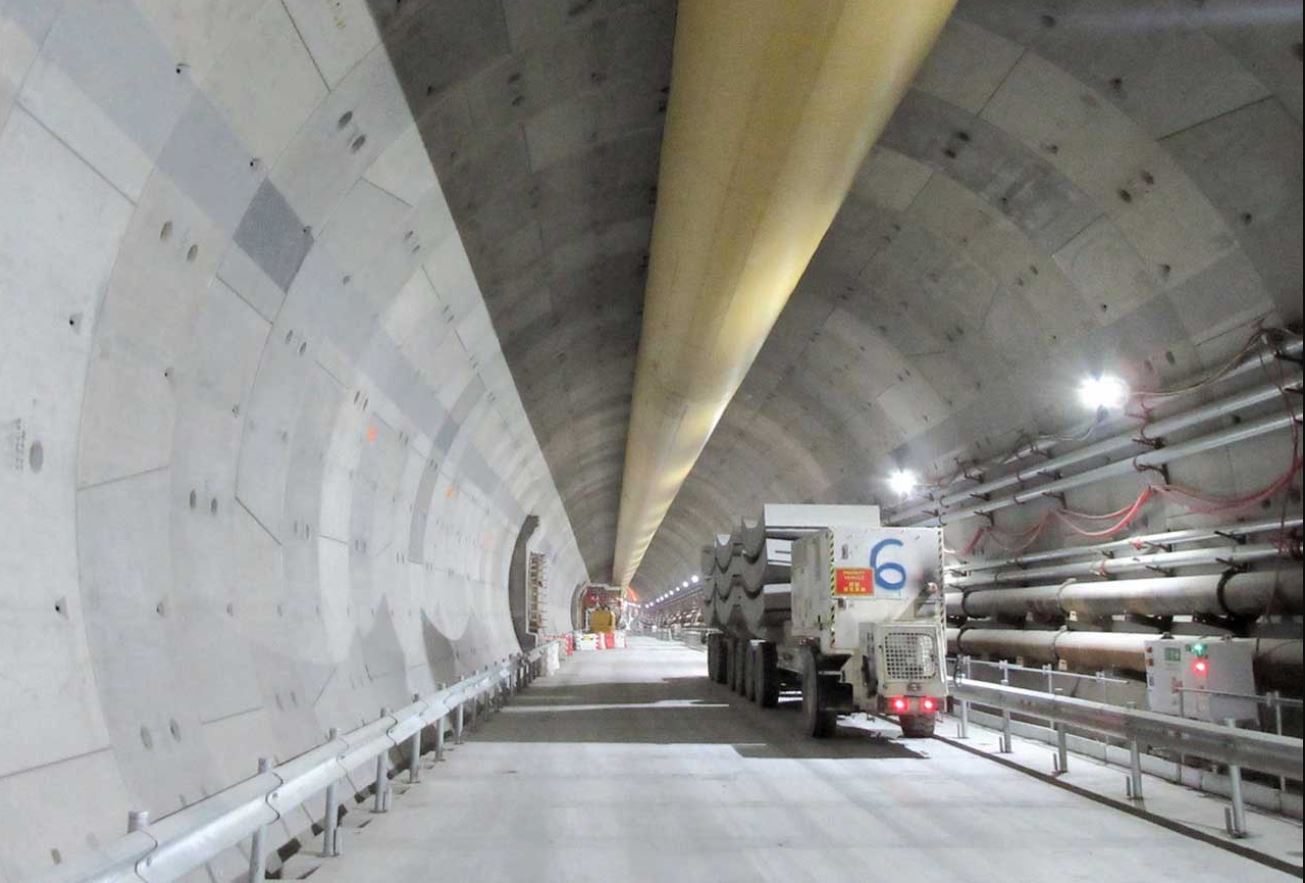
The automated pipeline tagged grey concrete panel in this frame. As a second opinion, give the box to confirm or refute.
[233,178,315,293]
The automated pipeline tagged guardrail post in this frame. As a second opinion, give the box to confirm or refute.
[248,758,272,881]
[999,663,1012,754]
[956,656,972,739]
[374,708,390,813]
[127,810,150,833]
[435,714,446,761]
[1053,689,1069,775]
[1042,663,1054,694]
[1126,741,1144,801]
[408,694,423,784]
[322,728,341,857]
[455,702,465,744]
[1224,718,1249,838]
[1125,702,1144,801]
[1270,691,1286,793]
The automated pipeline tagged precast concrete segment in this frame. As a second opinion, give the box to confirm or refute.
[0,2,586,879]
[308,638,1291,883]
[612,0,957,586]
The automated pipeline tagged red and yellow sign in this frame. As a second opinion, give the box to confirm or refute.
[834,568,873,595]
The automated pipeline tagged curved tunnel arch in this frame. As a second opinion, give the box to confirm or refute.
[0,0,1300,876]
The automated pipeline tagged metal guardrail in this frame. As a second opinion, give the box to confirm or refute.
[952,677,1303,782]
[31,642,562,883]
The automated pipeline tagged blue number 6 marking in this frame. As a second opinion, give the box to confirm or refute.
[870,538,906,591]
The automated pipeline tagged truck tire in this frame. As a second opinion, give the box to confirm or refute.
[755,642,779,708]
[801,648,837,738]
[724,637,738,690]
[899,714,936,739]
[733,638,749,694]
[743,643,757,702]
[706,633,724,684]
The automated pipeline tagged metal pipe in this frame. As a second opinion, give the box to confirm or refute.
[907,401,1301,527]
[892,365,1301,525]
[950,542,1294,588]
[986,341,1304,470]
[611,0,956,585]
[948,517,1302,574]
[950,628,1304,688]
[951,567,1303,619]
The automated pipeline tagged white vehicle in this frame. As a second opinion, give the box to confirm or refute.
[702,507,947,738]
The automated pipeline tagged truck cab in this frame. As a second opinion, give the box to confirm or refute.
[789,526,948,737]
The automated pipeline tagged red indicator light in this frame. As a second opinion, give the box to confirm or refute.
[921,697,938,713]
[890,696,909,714]
[1192,660,1209,676]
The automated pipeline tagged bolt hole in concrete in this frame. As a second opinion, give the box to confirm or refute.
[338,110,353,129]
[28,440,43,472]
[186,243,198,262]
[210,498,218,515]
[160,220,172,241]
[189,489,197,509]
[139,726,153,749]
[169,719,182,741]
[351,134,367,153]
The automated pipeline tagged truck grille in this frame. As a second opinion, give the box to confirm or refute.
[883,632,938,680]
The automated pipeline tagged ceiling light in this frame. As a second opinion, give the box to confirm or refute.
[888,469,918,497]
[1077,374,1129,411]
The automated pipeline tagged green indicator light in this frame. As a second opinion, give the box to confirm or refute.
[1191,642,1207,658]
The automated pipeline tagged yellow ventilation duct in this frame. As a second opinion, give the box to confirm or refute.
[612,0,956,586]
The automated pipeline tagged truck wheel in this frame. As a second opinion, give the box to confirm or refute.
[733,638,749,694]
[706,633,723,683]
[899,714,936,739]
[743,643,757,702]
[801,648,837,738]
[724,638,738,690]
[755,642,779,708]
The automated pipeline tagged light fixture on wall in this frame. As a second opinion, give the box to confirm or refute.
[888,469,918,497]
[1077,374,1129,412]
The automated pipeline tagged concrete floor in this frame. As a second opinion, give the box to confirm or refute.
[309,638,1295,883]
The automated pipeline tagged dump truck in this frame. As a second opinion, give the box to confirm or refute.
[703,505,947,738]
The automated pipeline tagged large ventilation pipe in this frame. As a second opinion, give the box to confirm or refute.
[611,0,956,586]
[947,628,1303,693]
[947,568,1304,620]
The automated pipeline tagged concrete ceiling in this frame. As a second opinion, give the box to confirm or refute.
[373,0,1302,588]
[369,0,674,580]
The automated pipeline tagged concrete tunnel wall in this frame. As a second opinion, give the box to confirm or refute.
[0,2,587,878]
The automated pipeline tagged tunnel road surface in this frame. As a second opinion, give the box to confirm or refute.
[310,637,1291,883]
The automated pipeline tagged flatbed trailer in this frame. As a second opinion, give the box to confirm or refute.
[702,508,948,738]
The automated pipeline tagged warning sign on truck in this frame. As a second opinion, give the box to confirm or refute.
[834,568,873,595]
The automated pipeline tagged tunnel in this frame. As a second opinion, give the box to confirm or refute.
[0,1,1302,881]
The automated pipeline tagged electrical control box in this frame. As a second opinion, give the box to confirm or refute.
[1145,638,1258,723]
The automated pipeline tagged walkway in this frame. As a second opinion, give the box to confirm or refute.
[309,637,1293,883]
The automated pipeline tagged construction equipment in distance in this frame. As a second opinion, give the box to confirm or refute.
[703,505,948,738]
